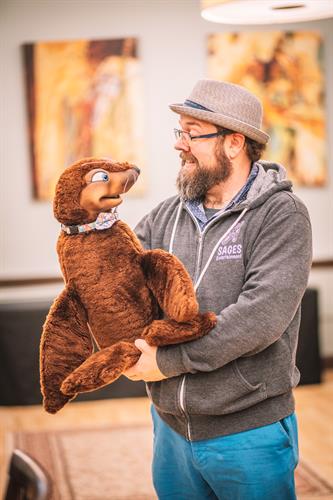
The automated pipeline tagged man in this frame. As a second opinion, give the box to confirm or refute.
[125,79,312,499]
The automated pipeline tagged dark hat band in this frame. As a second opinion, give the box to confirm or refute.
[184,99,214,112]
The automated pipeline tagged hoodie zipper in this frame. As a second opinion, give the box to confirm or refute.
[175,209,203,440]
[174,205,229,441]
[179,375,191,440]
[168,205,194,440]
[173,203,249,441]
[171,207,209,440]
[193,219,204,284]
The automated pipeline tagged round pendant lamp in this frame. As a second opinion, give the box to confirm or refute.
[201,0,333,24]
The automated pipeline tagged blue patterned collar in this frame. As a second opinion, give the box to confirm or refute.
[61,210,119,235]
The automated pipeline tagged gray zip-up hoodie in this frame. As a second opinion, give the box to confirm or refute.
[135,161,312,441]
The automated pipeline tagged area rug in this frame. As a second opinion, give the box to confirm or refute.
[6,425,333,499]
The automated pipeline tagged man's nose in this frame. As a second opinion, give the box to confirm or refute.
[174,138,190,152]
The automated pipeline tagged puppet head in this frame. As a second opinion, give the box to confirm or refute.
[53,157,140,225]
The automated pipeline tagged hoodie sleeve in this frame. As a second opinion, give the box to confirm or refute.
[134,212,153,250]
[157,197,313,378]
[134,198,173,250]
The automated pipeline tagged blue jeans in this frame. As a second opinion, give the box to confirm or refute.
[151,406,298,500]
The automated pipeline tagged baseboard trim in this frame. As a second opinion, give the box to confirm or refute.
[312,260,333,268]
[0,277,63,287]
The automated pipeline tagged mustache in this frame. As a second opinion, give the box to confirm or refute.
[180,152,198,166]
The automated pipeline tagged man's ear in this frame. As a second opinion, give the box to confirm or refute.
[226,133,246,159]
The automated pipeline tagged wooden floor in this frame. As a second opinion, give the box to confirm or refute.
[0,371,332,497]
[293,369,333,482]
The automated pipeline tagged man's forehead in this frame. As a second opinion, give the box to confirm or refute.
[179,115,214,128]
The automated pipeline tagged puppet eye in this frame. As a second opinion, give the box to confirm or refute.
[90,171,109,183]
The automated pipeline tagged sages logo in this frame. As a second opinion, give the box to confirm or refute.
[216,221,244,261]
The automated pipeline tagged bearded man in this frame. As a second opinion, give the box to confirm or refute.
[125,79,312,499]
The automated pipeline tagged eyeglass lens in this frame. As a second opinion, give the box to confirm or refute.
[174,129,191,142]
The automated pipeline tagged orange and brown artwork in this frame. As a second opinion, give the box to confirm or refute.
[207,31,327,187]
[23,38,146,199]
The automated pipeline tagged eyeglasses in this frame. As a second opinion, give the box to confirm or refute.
[174,128,231,143]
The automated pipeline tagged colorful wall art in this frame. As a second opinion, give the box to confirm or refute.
[207,31,327,186]
[23,38,146,199]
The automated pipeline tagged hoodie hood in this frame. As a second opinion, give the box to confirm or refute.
[245,161,293,210]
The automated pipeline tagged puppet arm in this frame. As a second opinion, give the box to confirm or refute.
[142,313,217,347]
[60,341,141,395]
[141,249,200,322]
[40,286,93,414]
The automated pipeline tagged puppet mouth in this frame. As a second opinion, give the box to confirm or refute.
[100,195,120,200]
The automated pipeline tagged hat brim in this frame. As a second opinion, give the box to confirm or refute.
[169,103,269,145]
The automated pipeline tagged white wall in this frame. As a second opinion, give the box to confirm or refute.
[1,0,332,353]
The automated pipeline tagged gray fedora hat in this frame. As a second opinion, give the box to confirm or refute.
[169,79,270,145]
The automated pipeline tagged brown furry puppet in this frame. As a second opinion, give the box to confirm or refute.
[40,157,216,414]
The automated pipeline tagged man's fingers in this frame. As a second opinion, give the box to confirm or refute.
[124,359,143,380]
[124,365,140,376]
[124,370,141,380]
[135,338,149,352]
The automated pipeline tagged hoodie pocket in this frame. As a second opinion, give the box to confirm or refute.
[146,378,183,416]
[185,360,267,416]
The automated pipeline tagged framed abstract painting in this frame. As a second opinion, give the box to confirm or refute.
[207,31,327,187]
[23,38,146,200]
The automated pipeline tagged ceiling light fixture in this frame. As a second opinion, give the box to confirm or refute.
[201,0,333,25]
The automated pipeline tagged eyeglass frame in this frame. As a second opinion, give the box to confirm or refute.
[174,128,233,143]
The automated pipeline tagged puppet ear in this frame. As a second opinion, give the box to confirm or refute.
[141,250,199,322]
[53,175,89,225]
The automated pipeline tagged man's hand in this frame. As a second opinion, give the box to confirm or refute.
[124,339,167,382]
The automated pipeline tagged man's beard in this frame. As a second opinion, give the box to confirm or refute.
[176,144,233,202]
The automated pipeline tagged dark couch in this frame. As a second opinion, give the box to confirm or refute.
[0,288,321,406]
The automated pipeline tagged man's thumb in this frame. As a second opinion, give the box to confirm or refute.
[134,338,149,352]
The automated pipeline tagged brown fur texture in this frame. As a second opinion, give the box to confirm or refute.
[40,157,216,414]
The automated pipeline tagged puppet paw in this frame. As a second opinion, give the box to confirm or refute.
[143,320,171,346]
[60,342,141,395]
[43,392,73,414]
[61,373,104,395]
[143,311,217,347]
[61,374,83,395]
[44,402,62,414]
[200,311,218,333]
[164,295,199,323]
